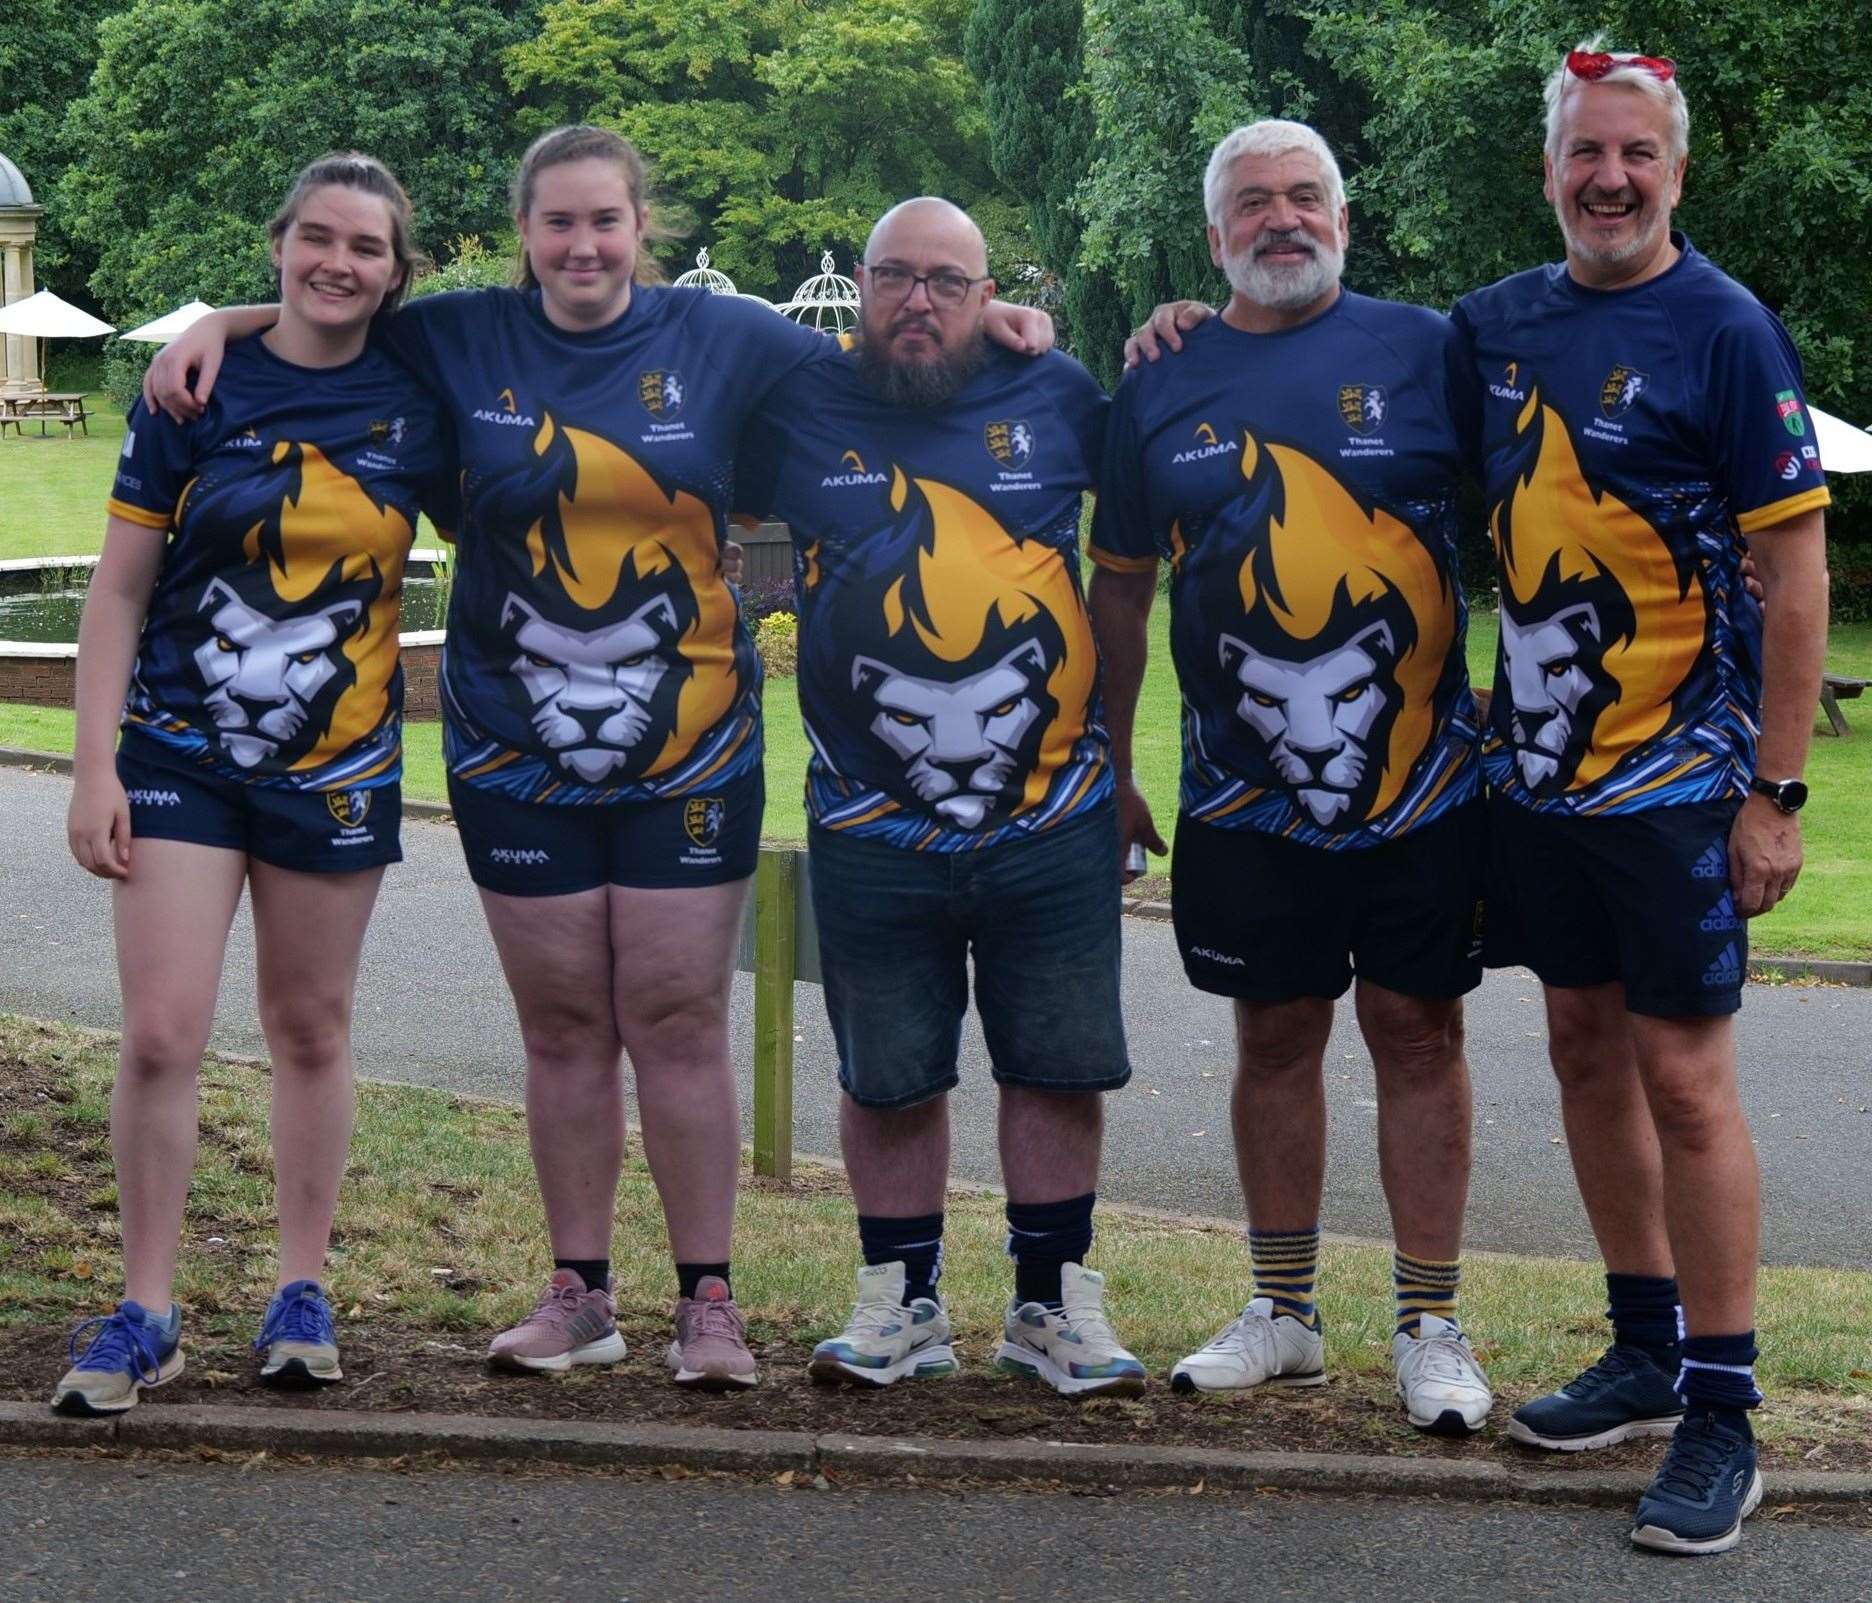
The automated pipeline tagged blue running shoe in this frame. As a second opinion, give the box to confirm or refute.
[1508,1343,1684,1451]
[51,1301,183,1415]
[1631,1408,1762,1555]
[254,1279,343,1387]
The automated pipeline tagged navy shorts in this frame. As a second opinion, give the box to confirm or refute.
[447,767,762,896]
[807,806,1132,1110]
[1485,794,1746,1018]
[116,742,400,873]
[1170,801,1486,1003]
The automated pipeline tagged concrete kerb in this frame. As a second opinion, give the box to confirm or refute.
[2,1403,1869,1507]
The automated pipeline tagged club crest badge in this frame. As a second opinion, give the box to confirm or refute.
[1337,384,1387,436]
[326,789,371,829]
[985,419,1035,469]
[1600,365,1648,419]
[683,796,724,847]
[639,370,686,419]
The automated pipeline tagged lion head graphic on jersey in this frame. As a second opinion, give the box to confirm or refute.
[500,414,736,785]
[190,441,407,771]
[811,469,1094,831]
[1179,430,1453,829]
[1492,392,1705,795]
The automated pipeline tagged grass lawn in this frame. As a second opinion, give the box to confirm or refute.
[2,1013,1867,1465]
[0,393,125,559]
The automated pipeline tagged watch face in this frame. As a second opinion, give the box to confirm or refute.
[1780,779,1809,812]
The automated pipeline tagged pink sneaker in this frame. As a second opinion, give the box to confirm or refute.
[666,1276,758,1390]
[487,1269,628,1373]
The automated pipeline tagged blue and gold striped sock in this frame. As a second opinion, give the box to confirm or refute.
[1394,1250,1462,1338]
[1249,1226,1319,1329]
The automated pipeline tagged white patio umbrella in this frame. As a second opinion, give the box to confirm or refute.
[0,289,116,338]
[1810,405,1872,475]
[118,299,216,344]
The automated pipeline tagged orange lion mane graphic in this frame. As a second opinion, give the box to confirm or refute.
[520,414,737,776]
[1225,430,1453,821]
[1492,392,1705,790]
[874,467,1094,815]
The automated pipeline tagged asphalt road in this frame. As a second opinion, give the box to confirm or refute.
[4,764,1869,1267]
[4,1455,1868,1603]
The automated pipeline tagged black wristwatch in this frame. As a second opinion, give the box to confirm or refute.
[1749,775,1809,814]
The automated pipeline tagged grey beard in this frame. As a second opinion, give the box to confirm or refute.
[855,332,988,408]
[1223,235,1344,311]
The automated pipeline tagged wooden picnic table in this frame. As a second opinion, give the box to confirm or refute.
[0,392,90,439]
[1820,672,1865,737]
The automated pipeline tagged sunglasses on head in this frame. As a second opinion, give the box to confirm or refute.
[1566,50,1676,83]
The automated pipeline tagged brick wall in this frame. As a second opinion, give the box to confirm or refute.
[0,642,445,718]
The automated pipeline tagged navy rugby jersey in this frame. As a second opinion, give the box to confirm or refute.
[382,285,829,804]
[1089,296,1479,849]
[107,334,452,790]
[1453,235,1831,816]
[734,345,1112,851]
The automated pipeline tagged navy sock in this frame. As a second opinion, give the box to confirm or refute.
[1678,1330,1761,1422]
[1006,1193,1095,1308]
[857,1212,945,1305]
[555,1259,610,1294]
[1606,1272,1682,1369]
[676,1262,732,1300]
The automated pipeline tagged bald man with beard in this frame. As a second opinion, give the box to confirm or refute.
[733,198,1147,1397]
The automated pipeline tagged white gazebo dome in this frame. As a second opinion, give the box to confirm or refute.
[0,153,33,209]
[779,249,859,334]
[672,246,738,296]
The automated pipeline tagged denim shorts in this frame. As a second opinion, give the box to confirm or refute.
[807,805,1131,1109]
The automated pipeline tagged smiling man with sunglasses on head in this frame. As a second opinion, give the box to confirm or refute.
[1452,40,1830,1555]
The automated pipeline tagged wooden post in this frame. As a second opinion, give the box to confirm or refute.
[751,848,797,1180]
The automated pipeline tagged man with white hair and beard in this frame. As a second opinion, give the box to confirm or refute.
[734,197,1147,1398]
[1453,44,1829,1554]
[1087,121,1494,1434]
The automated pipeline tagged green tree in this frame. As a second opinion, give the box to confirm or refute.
[506,0,1027,301]
[965,0,1133,380]
[58,0,541,326]
[0,0,122,298]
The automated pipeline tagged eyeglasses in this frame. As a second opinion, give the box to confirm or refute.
[863,263,991,309]
[1565,50,1676,83]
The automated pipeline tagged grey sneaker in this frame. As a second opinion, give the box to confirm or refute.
[808,1261,959,1387]
[995,1263,1147,1398]
[666,1276,758,1390]
[487,1269,628,1373]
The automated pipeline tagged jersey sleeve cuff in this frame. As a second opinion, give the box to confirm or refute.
[106,498,171,530]
[1736,486,1831,535]
[1088,545,1159,575]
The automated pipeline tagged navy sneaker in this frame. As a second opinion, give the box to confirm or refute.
[51,1301,184,1415]
[1508,1343,1685,1451]
[1631,1408,1762,1555]
[254,1279,343,1387]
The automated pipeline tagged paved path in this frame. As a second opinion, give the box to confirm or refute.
[4,1454,1867,1603]
[4,764,1869,1266]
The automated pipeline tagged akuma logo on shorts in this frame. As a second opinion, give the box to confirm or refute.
[489,847,551,866]
[683,796,725,847]
[1190,945,1246,967]
[326,789,371,829]
[126,787,181,806]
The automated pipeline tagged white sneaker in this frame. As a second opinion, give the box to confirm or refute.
[1393,1311,1493,1435]
[808,1262,959,1387]
[995,1263,1147,1397]
[1170,1296,1327,1393]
